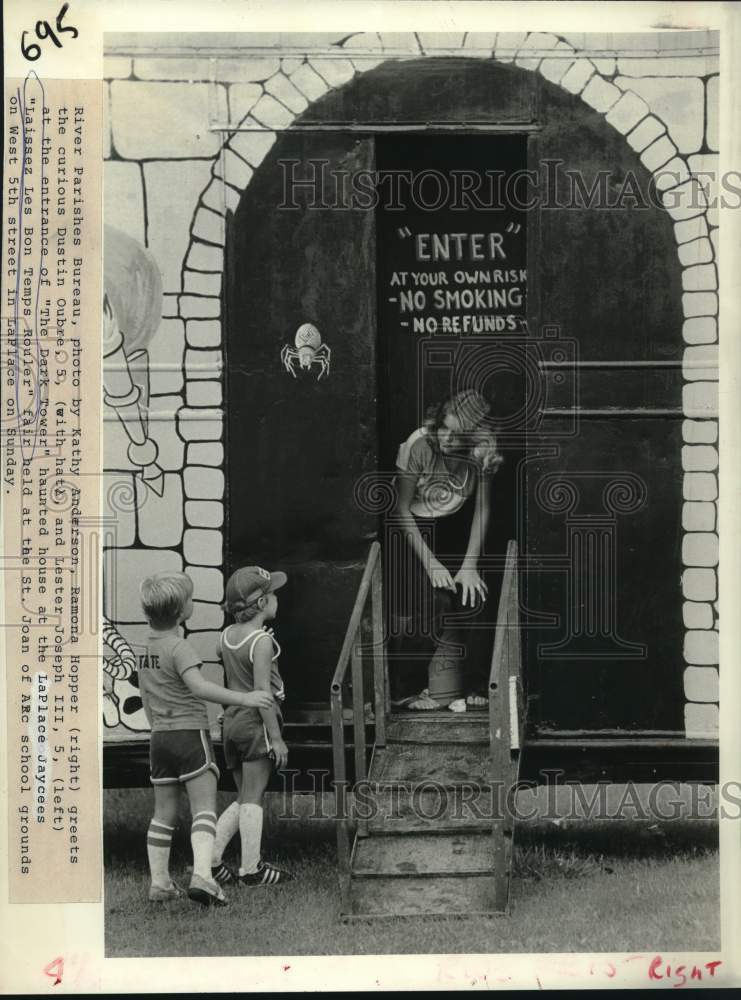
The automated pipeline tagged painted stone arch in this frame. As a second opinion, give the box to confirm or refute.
[175,30,718,736]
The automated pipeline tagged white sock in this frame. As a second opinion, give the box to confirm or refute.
[147,819,174,887]
[212,801,240,866]
[238,803,263,875]
[191,811,217,881]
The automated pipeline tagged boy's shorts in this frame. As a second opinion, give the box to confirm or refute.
[223,708,283,769]
[150,729,220,785]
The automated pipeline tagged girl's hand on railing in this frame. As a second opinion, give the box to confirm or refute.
[427,557,456,591]
[453,567,488,607]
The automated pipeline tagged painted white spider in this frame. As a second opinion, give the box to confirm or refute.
[281,323,331,380]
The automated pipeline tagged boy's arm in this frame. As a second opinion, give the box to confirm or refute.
[174,641,272,709]
[253,639,288,768]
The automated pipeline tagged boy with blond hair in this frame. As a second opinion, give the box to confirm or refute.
[138,570,272,906]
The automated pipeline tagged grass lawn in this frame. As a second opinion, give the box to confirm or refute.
[104,787,719,957]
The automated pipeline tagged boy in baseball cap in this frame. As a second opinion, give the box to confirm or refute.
[210,565,293,886]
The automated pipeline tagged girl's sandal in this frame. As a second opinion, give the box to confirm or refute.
[392,690,441,711]
[466,693,488,708]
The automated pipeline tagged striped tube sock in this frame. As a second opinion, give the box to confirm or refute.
[191,811,217,881]
[238,803,263,876]
[147,819,174,888]
[212,801,240,866]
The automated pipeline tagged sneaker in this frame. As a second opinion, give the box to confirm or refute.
[211,862,236,885]
[188,873,228,907]
[148,880,184,902]
[238,860,293,886]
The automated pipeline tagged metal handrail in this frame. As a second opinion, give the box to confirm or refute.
[330,540,384,912]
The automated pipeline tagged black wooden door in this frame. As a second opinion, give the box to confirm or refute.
[523,78,686,735]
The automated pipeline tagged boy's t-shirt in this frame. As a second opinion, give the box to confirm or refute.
[138,627,209,732]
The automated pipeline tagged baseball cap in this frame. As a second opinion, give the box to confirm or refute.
[225,566,287,610]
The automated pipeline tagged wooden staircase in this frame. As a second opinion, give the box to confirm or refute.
[331,540,524,919]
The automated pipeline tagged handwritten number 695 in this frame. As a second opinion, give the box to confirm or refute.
[21,4,78,61]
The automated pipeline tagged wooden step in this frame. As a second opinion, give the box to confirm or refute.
[365,785,496,833]
[384,718,488,744]
[353,831,493,877]
[369,743,490,786]
[347,875,503,918]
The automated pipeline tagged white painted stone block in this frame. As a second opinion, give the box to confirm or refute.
[682,419,717,444]
[111,81,226,158]
[678,237,713,267]
[350,58,383,74]
[710,228,719,262]
[103,473,137,547]
[187,442,224,467]
[683,602,714,630]
[185,500,224,528]
[183,271,222,297]
[184,466,225,501]
[177,407,223,442]
[684,666,719,702]
[415,32,466,53]
[617,76,704,153]
[682,531,719,567]
[641,134,677,172]
[191,208,225,247]
[683,382,718,419]
[213,58,280,83]
[186,380,222,408]
[684,702,719,739]
[688,153,719,229]
[560,59,595,96]
[515,32,559,71]
[227,83,262,126]
[162,294,179,318]
[144,159,213,292]
[189,566,224,603]
[682,344,718,382]
[103,548,182,622]
[684,629,719,665]
[183,528,223,566]
[681,568,716,602]
[186,632,223,664]
[201,179,227,215]
[188,601,224,632]
[682,292,718,319]
[538,42,576,85]
[682,317,717,344]
[682,264,717,292]
[682,445,719,472]
[663,182,707,222]
[104,162,145,245]
[683,472,717,501]
[136,474,184,547]
[618,56,717,78]
[682,501,715,532]
[706,76,718,152]
[673,215,708,245]
[228,127,276,169]
[251,93,294,130]
[626,116,665,152]
[179,295,220,320]
[186,320,222,348]
[214,147,254,192]
[593,57,616,76]
[104,56,132,80]
[604,90,649,134]
[581,76,621,114]
[185,243,224,273]
[290,63,330,101]
[265,72,309,114]
[654,158,690,192]
[185,349,222,379]
[493,32,528,64]
[462,32,498,55]
[150,407,185,471]
[133,58,213,82]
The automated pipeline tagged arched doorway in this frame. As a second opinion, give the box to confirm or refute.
[223,56,685,733]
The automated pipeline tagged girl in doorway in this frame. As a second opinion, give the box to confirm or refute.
[388,389,503,710]
[211,566,293,886]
